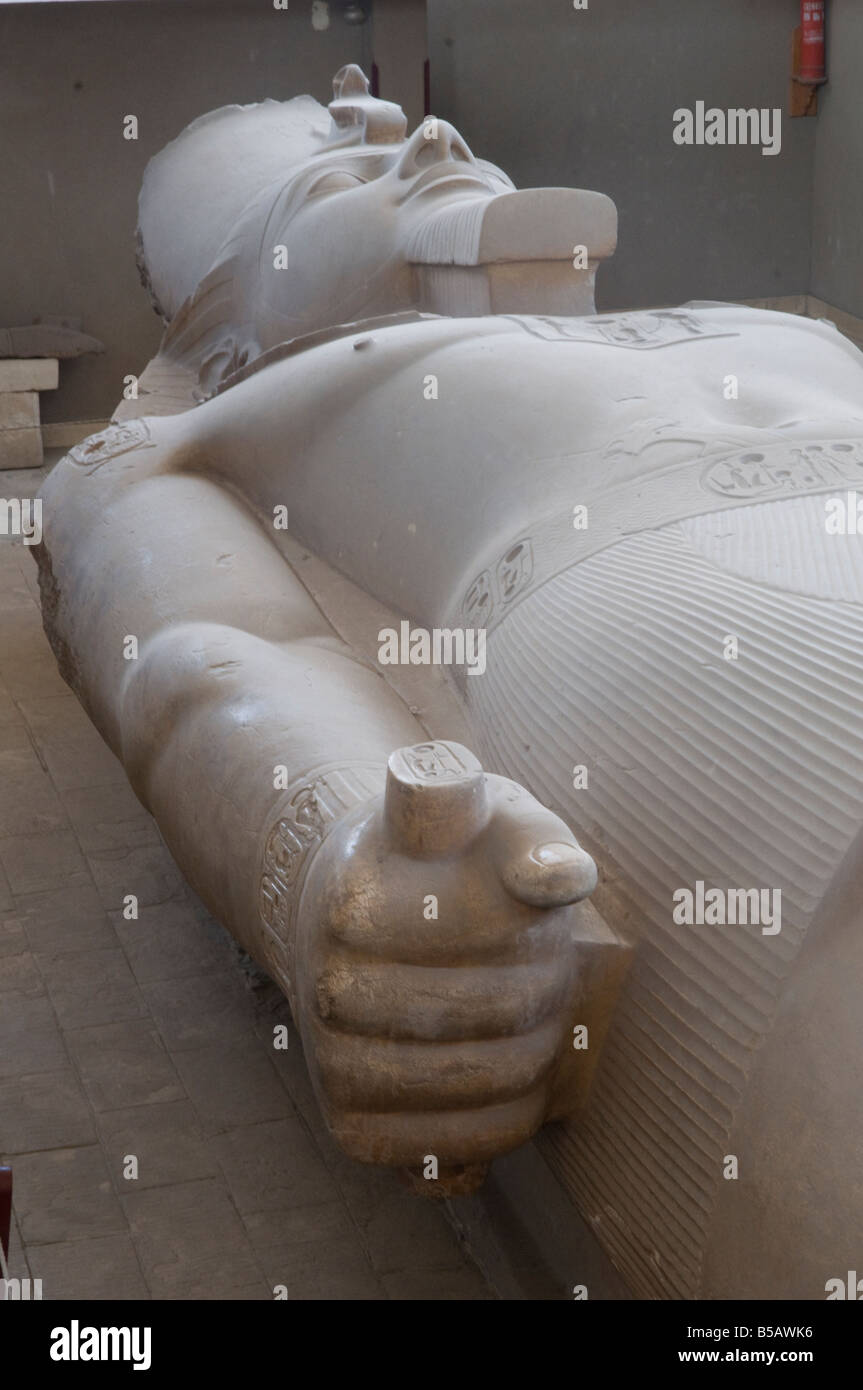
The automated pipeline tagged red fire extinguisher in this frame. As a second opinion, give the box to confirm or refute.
[799,0,827,84]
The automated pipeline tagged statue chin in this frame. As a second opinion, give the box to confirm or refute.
[35,62,863,1300]
[410,185,617,319]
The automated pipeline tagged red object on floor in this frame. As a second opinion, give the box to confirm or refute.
[0,1167,11,1269]
[800,0,827,83]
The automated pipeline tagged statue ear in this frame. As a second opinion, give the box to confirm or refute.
[160,249,263,398]
[327,64,407,146]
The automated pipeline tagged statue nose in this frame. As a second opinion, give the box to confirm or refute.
[396,119,476,178]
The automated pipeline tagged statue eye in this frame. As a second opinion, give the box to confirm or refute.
[306,171,367,197]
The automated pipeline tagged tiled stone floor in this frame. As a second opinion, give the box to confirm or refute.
[0,459,493,1301]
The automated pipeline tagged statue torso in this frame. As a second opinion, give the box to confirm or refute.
[181,304,863,630]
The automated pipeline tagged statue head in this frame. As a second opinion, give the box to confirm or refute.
[139,66,617,387]
[241,69,525,349]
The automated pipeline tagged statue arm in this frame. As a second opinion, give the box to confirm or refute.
[38,429,625,1190]
[37,439,422,954]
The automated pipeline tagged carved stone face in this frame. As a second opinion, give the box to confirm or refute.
[142,65,615,382]
[251,118,513,341]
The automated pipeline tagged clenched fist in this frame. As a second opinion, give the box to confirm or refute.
[294,741,629,1193]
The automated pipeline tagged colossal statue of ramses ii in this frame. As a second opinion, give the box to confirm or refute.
[36,67,863,1299]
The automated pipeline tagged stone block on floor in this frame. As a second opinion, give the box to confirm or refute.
[0,949,43,999]
[0,359,58,393]
[380,1262,494,1301]
[0,907,27,959]
[213,1118,341,1216]
[122,1178,269,1300]
[87,841,186,912]
[65,1018,185,1114]
[13,882,117,955]
[60,781,160,857]
[96,1100,220,1193]
[0,742,71,838]
[0,428,43,470]
[350,1186,479,1280]
[0,996,68,1080]
[141,969,260,1052]
[112,898,235,986]
[38,945,147,1030]
[0,392,39,430]
[19,695,127,793]
[258,1231,385,1301]
[0,1069,97,1154]
[242,1199,356,1259]
[28,1233,151,1301]
[171,1036,292,1134]
[0,828,90,897]
[12,1145,127,1246]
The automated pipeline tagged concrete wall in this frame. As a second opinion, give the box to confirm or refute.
[371,0,427,133]
[811,0,863,319]
[428,0,815,314]
[0,0,377,423]
[5,0,859,423]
